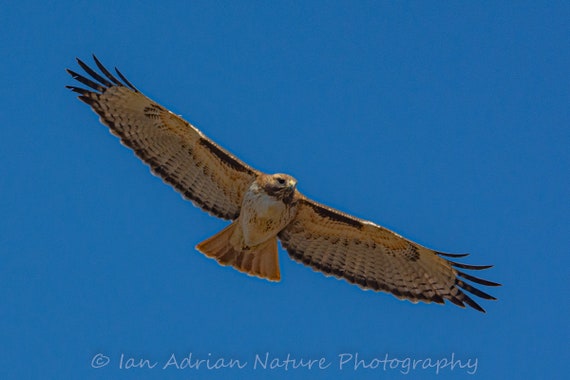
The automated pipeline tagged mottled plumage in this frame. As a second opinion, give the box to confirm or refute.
[67,56,500,312]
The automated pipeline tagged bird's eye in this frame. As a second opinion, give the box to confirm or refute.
[277,177,286,185]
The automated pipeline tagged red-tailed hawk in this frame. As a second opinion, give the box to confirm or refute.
[67,56,500,312]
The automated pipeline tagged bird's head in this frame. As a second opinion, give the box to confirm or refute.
[262,173,297,203]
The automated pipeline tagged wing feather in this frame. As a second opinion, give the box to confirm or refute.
[67,56,259,220]
[279,197,500,312]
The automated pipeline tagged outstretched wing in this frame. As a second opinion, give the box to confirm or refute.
[67,56,260,220]
[278,196,500,312]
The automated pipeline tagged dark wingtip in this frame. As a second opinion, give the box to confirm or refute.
[449,261,493,270]
[114,66,139,92]
[447,296,466,309]
[66,68,105,92]
[470,302,486,313]
[65,85,90,95]
[431,294,445,304]
[460,292,486,313]
[92,55,124,87]
[457,270,502,287]
[435,251,499,312]
[67,55,141,97]
[457,279,496,301]
[437,251,470,258]
[76,57,113,87]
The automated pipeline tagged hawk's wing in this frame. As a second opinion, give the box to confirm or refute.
[67,56,259,220]
[278,196,500,312]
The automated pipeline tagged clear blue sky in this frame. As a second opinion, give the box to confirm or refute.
[1,1,568,379]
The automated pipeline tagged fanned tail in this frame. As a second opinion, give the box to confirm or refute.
[196,221,281,281]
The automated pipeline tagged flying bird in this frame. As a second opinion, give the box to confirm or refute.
[67,56,500,312]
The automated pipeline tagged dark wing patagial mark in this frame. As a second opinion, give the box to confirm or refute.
[301,198,363,229]
[198,138,256,175]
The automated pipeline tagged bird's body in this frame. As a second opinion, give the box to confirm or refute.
[67,56,500,312]
[239,174,298,248]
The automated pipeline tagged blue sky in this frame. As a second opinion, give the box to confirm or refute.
[1,1,568,379]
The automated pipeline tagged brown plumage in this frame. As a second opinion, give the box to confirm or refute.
[67,56,501,312]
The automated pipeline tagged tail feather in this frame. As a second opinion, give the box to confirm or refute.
[196,222,281,281]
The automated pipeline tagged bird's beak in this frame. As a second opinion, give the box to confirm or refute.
[288,179,297,190]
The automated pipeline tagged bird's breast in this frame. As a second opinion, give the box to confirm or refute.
[239,189,296,246]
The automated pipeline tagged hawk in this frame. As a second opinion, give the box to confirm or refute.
[67,56,500,312]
